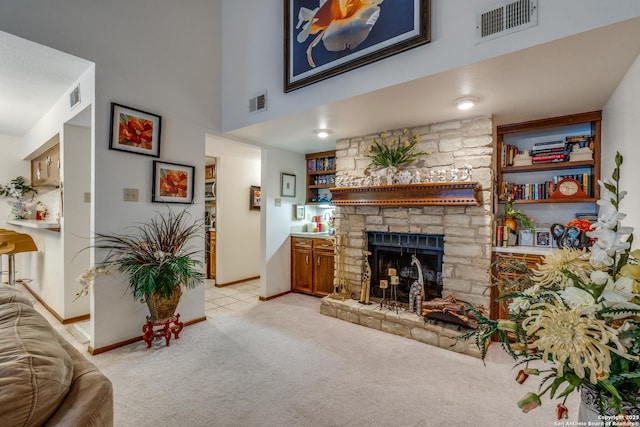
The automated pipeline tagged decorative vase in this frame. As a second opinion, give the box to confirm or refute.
[503,216,518,233]
[145,285,182,323]
[578,385,640,422]
[9,199,30,220]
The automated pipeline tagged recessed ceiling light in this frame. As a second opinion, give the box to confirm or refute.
[455,97,477,111]
[314,129,332,138]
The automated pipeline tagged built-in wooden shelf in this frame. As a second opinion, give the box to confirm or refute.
[329,182,482,206]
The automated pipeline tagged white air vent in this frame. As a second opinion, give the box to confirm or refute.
[249,92,267,113]
[476,0,537,43]
[69,85,81,108]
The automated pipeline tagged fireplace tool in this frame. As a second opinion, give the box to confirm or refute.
[329,235,350,300]
[358,250,372,305]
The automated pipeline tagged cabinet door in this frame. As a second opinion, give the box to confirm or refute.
[490,252,543,320]
[313,250,335,296]
[292,248,313,293]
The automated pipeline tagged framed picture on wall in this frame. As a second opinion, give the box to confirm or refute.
[249,185,261,211]
[109,103,162,157]
[281,173,296,197]
[152,161,195,204]
[284,0,431,92]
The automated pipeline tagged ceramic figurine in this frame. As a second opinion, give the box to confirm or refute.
[408,254,424,314]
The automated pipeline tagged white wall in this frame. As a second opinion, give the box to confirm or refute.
[602,53,640,250]
[221,0,640,134]
[212,144,261,284]
[0,0,222,349]
[261,147,307,298]
[0,135,30,221]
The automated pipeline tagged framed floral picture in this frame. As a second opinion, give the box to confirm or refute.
[284,0,431,92]
[281,173,296,197]
[109,103,162,157]
[152,161,195,204]
[249,185,261,211]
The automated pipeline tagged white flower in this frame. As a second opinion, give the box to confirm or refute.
[509,284,541,314]
[590,270,610,286]
[600,276,636,303]
[559,286,596,309]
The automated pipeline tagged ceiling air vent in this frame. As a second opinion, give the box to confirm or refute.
[249,92,267,113]
[69,85,81,109]
[476,0,537,43]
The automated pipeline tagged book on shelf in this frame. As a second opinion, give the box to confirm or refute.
[532,140,566,150]
[531,152,569,164]
[529,146,567,156]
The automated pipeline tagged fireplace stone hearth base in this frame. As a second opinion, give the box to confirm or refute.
[320,297,484,358]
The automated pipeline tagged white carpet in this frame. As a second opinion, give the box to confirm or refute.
[34,288,578,426]
[65,320,91,345]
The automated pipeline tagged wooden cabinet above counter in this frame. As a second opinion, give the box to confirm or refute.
[31,135,60,188]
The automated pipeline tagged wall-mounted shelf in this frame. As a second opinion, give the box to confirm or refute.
[329,182,482,206]
[6,219,61,232]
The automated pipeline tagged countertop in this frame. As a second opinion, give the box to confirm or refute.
[290,232,335,239]
[492,246,553,256]
[6,219,61,231]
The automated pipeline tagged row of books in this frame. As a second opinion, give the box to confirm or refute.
[500,173,592,200]
[307,157,336,172]
[494,225,517,247]
[501,134,594,167]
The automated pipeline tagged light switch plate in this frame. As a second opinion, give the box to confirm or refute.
[274,198,281,207]
[123,188,139,202]
[84,192,91,203]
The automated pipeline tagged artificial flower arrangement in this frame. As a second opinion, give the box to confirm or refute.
[367,128,427,169]
[0,176,38,219]
[462,152,640,420]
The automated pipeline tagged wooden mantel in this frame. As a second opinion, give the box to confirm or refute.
[329,182,482,206]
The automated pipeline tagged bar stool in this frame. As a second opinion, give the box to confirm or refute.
[0,229,18,283]
[0,232,37,286]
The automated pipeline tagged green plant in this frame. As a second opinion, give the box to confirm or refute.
[501,191,536,232]
[461,152,640,420]
[367,128,427,169]
[0,176,37,200]
[77,208,204,301]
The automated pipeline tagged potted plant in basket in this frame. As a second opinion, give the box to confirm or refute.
[77,208,205,322]
[500,190,536,233]
[461,152,640,421]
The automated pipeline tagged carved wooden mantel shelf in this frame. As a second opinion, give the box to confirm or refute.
[329,182,482,206]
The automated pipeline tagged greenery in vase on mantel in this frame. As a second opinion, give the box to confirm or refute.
[0,176,38,219]
[462,152,640,420]
[366,128,429,170]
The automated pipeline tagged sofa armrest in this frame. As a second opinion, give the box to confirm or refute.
[44,334,114,427]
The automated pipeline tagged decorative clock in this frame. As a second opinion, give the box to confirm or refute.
[549,177,588,199]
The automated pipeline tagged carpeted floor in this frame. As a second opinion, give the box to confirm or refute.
[39,289,578,426]
[65,320,91,345]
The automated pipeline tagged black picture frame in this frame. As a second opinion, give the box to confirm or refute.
[284,0,431,92]
[281,173,296,197]
[250,185,261,211]
[152,160,195,204]
[109,102,162,157]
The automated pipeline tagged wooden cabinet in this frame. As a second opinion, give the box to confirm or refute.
[208,231,216,279]
[490,251,544,321]
[291,237,335,296]
[31,137,61,188]
[305,151,336,204]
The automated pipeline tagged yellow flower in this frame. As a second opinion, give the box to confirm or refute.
[522,302,627,384]
[531,248,593,288]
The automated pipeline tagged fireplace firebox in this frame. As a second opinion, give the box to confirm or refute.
[367,232,444,306]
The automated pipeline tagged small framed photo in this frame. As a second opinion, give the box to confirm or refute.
[534,229,552,248]
[281,173,296,197]
[295,205,306,220]
[152,161,195,204]
[249,185,261,211]
[109,103,162,157]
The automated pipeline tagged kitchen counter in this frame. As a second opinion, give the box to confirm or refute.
[6,219,60,231]
[290,232,334,239]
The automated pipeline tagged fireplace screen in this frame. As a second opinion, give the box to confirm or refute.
[367,232,444,305]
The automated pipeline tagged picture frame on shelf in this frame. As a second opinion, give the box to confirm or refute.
[109,103,162,157]
[281,173,296,197]
[534,229,552,248]
[152,161,195,204]
[249,185,261,211]
[284,0,431,92]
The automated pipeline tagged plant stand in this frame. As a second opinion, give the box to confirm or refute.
[142,314,184,348]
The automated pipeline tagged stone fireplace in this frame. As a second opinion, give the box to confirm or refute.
[319,116,495,357]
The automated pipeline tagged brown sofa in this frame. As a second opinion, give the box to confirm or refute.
[0,285,113,426]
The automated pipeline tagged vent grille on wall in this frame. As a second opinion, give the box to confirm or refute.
[69,85,81,108]
[249,92,267,113]
[476,0,537,43]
